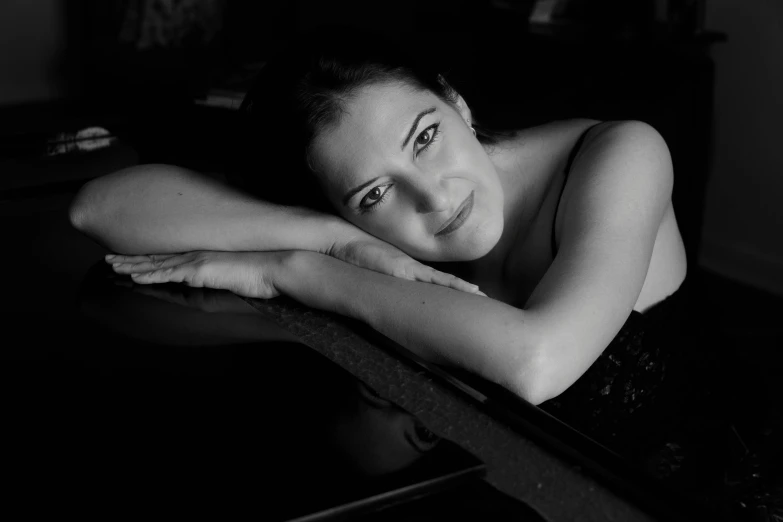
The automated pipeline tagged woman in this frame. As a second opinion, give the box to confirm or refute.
[76,27,783,518]
[70,28,685,419]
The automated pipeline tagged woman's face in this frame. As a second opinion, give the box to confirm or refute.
[311,82,505,262]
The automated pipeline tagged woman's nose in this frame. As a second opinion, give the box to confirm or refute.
[411,178,450,214]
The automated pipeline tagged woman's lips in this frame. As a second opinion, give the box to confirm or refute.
[435,191,474,237]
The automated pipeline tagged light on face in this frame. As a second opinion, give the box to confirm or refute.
[313,83,505,262]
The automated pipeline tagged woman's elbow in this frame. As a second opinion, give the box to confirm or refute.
[506,344,559,406]
[69,166,139,233]
[69,178,109,239]
[68,184,93,232]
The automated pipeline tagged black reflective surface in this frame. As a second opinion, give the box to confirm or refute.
[0,188,671,522]
[0,150,676,521]
[1,263,487,520]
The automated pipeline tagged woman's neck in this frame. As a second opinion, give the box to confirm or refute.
[472,137,547,273]
[429,124,572,284]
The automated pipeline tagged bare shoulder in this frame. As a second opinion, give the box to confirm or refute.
[572,120,674,201]
[495,119,605,177]
[511,118,603,147]
[512,118,667,157]
[520,121,680,397]
[558,119,674,234]
[556,118,682,309]
[583,120,671,158]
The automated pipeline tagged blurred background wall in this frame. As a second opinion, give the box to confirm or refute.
[1,0,781,296]
[0,0,70,105]
[699,0,783,296]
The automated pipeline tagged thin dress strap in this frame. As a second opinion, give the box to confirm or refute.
[551,122,604,257]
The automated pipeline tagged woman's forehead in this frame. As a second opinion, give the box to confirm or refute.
[313,83,444,188]
[346,82,435,129]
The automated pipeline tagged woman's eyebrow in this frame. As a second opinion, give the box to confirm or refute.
[401,107,436,150]
[343,176,381,206]
[342,107,437,206]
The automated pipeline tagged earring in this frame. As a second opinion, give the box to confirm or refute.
[471,126,476,137]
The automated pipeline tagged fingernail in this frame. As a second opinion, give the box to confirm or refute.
[112,263,122,268]
[105,255,115,260]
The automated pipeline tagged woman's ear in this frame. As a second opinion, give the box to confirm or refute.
[437,74,472,126]
[455,94,473,127]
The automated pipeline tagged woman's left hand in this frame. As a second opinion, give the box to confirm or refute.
[106,251,287,299]
[328,237,485,296]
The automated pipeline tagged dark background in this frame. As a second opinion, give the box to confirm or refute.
[1,1,781,521]
[2,0,781,295]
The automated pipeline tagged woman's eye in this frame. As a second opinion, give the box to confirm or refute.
[415,129,432,146]
[414,123,440,155]
[359,184,392,211]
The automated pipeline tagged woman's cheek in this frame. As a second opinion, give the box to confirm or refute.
[383,220,434,258]
[389,221,424,251]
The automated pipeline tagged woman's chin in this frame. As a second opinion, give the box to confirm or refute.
[453,220,504,261]
[395,218,503,263]
[417,233,502,263]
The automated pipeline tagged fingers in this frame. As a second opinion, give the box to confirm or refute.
[129,267,187,285]
[425,268,483,295]
[107,253,186,274]
[104,252,193,288]
[106,253,179,264]
[452,279,481,294]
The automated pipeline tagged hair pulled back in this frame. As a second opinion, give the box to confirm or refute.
[227,25,495,213]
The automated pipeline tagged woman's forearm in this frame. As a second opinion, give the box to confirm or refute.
[69,164,357,255]
[278,251,547,403]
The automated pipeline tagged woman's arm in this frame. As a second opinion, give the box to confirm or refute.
[101,121,673,404]
[523,120,676,400]
[278,251,547,402]
[277,120,676,405]
[71,164,482,294]
[69,163,354,255]
[110,249,544,402]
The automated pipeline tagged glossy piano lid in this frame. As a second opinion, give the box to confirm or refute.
[4,266,484,520]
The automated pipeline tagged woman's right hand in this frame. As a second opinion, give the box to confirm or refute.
[106,238,485,298]
[107,251,287,299]
[327,237,485,296]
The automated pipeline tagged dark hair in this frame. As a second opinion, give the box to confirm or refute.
[226,25,510,213]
